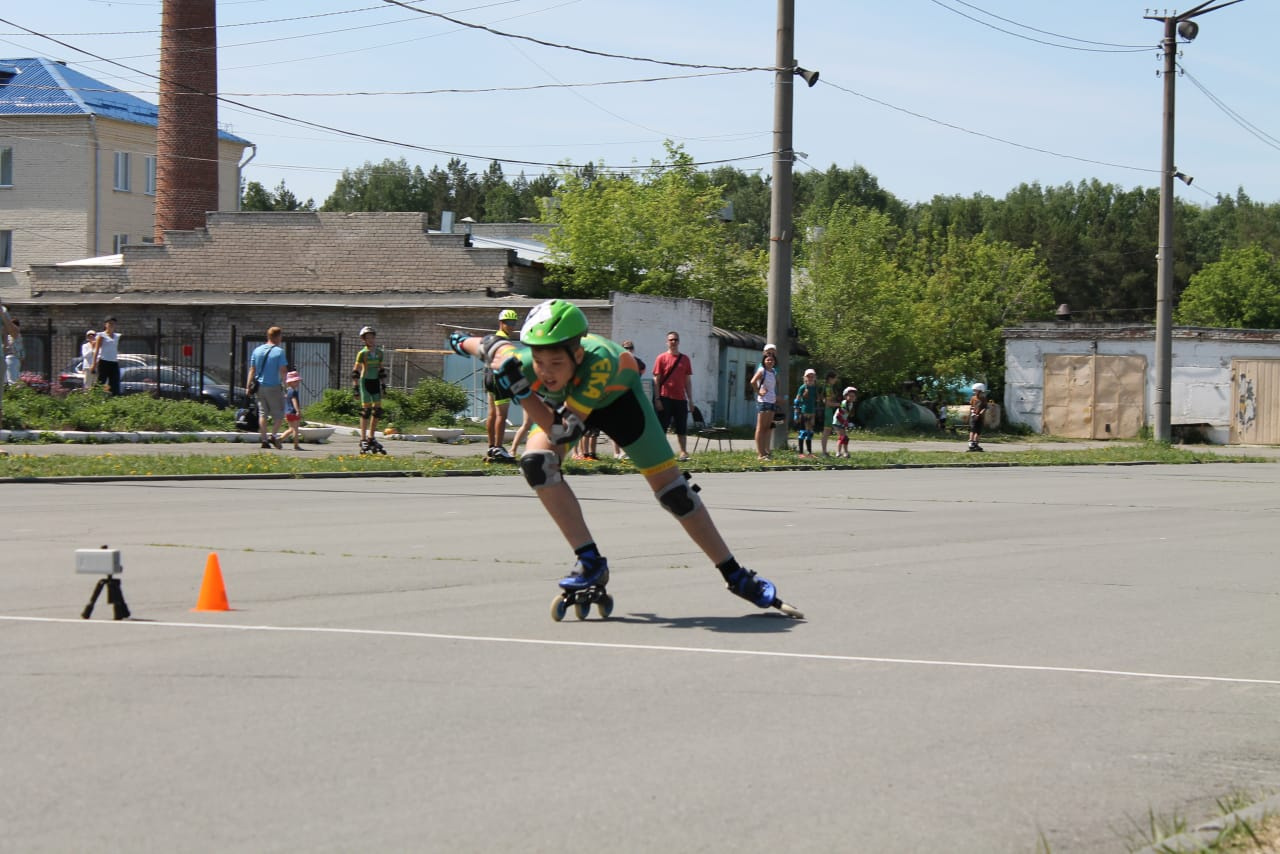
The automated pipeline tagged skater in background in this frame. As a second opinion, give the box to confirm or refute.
[750,348,778,461]
[352,325,387,453]
[833,385,858,457]
[448,299,801,617]
[793,368,819,457]
[4,318,22,384]
[967,382,989,452]
[80,330,96,387]
[485,309,521,463]
[280,371,303,450]
[0,304,16,425]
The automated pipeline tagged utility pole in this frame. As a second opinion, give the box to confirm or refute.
[766,0,818,449]
[1145,0,1243,443]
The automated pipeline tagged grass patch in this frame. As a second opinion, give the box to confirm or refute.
[0,442,1264,480]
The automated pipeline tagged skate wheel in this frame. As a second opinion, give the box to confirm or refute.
[573,599,591,621]
[551,595,569,622]
[597,593,614,619]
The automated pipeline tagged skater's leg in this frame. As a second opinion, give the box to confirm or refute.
[520,433,595,550]
[644,465,730,564]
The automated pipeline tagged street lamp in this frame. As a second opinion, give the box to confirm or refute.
[1144,0,1242,443]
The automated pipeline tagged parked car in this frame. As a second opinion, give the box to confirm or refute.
[59,355,246,409]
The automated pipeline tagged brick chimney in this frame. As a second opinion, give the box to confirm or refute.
[154,0,219,242]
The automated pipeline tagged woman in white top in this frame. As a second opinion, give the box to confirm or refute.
[91,317,121,394]
[750,348,779,460]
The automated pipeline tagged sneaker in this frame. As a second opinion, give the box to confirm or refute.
[678,453,690,462]
[271,436,282,450]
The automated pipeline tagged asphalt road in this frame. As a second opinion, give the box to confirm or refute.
[2,464,1278,852]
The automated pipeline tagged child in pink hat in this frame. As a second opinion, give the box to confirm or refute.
[280,371,303,450]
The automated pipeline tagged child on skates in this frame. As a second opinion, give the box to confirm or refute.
[967,382,989,452]
[448,299,802,619]
[280,371,303,450]
[352,326,387,454]
[833,385,857,457]
[793,368,819,457]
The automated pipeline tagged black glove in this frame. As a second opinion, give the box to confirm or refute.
[493,356,531,400]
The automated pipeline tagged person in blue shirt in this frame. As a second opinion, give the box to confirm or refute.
[246,325,288,449]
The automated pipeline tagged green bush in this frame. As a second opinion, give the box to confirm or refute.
[2,383,234,431]
[301,378,468,430]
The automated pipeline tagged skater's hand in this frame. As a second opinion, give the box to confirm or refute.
[494,356,531,400]
[548,404,585,445]
[447,331,471,357]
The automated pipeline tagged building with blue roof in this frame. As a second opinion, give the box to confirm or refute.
[0,57,253,295]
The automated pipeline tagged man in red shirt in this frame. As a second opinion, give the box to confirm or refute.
[652,330,694,461]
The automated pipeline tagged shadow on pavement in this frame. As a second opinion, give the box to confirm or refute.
[611,611,804,634]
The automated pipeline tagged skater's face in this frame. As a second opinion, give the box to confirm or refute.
[530,346,582,392]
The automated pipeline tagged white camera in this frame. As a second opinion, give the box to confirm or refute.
[76,548,123,576]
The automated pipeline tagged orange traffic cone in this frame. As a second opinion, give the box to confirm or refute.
[192,552,230,612]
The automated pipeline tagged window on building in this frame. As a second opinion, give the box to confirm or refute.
[0,230,12,268]
[144,155,157,195]
[112,234,129,254]
[113,152,130,191]
[0,146,12,186]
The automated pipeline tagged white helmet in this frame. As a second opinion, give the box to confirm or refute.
[972,382,987,394]
[843,386,858,396]
[359,326,375,337]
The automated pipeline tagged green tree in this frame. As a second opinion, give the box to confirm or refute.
[913,227,1055,387]
[1174,245,1280,328]
[542,144,766,331]
[241,180,315,211]
[793,204,920,393]
[321,158,432,213]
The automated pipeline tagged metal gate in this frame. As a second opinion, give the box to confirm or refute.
[243,337,334,410]
[1230,359,1280,444]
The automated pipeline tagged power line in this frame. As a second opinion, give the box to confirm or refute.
[925,0,1153,53]
[1179,64,1280,153]
[379,0,779,72]
[818,76,1161,176]
[0,15,775,174]
[941,0,1154,49]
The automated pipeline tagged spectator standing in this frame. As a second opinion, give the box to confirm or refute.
[750,349,778,460]
[819,370,840,456]
[793,368,819,457]
[246,326,288,449]
[967,382,989,452]
[485,309,521,463]
[91,317,122,395]
[652,330,693,462]
[280,371,303,450]
[4,318,22,384]
[80,330,97,388]
[0,304,17,424]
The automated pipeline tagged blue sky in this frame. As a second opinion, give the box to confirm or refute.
[3,0,1276,208]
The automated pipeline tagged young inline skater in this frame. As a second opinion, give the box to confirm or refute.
[448,299,802,619]
[967,382,989,452]
[352,326,388,454]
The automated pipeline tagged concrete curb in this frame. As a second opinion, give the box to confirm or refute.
[1132,793,1280,853]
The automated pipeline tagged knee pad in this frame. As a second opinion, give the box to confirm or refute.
[371,405,383,419]
[519,450,563,490]
[655,474,703,520]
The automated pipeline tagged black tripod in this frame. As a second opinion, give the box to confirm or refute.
[82,575,130,620]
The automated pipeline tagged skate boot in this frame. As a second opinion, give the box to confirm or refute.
[359,438,371,454]
[491,446,516,463]
[724,565,804,618]
[551,553,613,622]
[369,437,386,455]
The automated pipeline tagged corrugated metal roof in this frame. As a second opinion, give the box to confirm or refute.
[0,57,251,144]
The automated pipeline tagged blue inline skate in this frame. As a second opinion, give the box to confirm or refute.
[725,565,804,618]
[550,553,613,621]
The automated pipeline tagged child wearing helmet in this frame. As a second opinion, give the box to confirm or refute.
[484,310,522,463]
[793,368,819,457]
[447,299,802,619]
[833,386,858,457]
[967,382,989,452]
[352,326,387,453]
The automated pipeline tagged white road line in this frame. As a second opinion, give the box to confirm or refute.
[4,615,1279,687]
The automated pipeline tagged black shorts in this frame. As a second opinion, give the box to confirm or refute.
[969,415,984,435]
[656,396,688,436]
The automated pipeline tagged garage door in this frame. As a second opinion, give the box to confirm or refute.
[1042,354,1146,439]
[1230,359,1280,444]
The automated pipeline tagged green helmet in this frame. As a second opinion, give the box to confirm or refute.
[520,299,588,347]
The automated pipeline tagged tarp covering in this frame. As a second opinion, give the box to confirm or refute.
[857,396,940,432]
